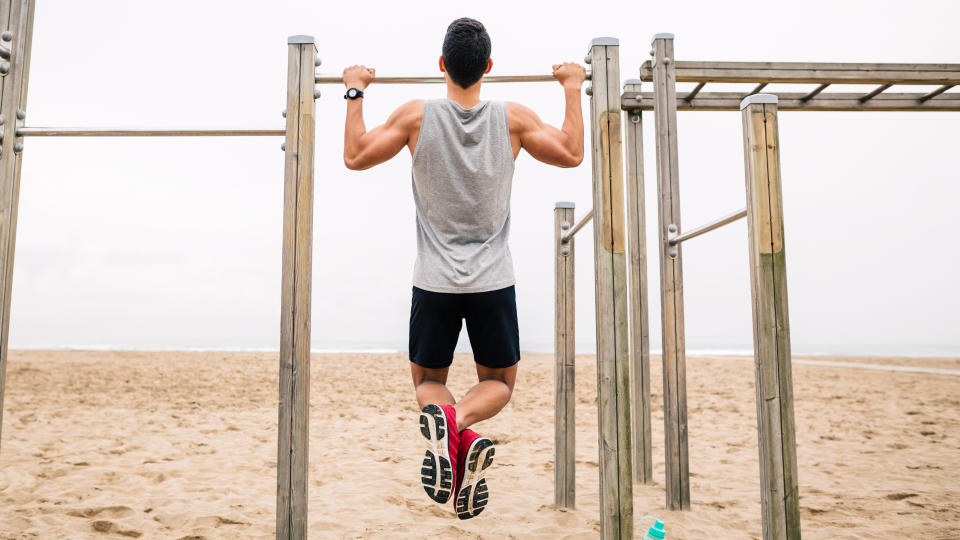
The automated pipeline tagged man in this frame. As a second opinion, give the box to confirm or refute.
[342,17,586,520]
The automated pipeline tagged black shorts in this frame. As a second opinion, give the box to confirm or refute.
[409,285,520,370]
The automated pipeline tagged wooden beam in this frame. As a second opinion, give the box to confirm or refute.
[277,35,317,540]
[553,202,576,509]
[684,82,706,101]
[740,94,801,540]
[799,83,830,102]
[640,60,960,84]
[622,81,653,485]
[858,83,892,102]
[621,91,960,111]
[651,33,691,512]
[586,37,633,540]
[0,0,36,455]
[748,82,768,96]
[919,84,956,102]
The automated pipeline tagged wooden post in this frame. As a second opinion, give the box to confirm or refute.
[0,0,35,453]
[554,201,576,509]
[277,35,317,540]
[586,37,633,540]
[650,33,691,510]
[622,81,653,485]
[651,32,690,511]
[740,94,801,540]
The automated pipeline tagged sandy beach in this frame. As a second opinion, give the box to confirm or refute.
[0,350,957,539]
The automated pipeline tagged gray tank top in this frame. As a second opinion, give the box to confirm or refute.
[411,99,515,293]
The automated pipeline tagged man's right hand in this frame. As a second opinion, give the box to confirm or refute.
[343,65,376,91]
[552,62,587,90]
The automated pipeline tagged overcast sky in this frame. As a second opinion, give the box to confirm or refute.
[10,0,959,356]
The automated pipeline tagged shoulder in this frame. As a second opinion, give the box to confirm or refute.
[387,99,425,134]
[504,101,538,132]
[392,99,425,123]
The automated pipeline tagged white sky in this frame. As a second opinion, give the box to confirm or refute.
[10,0,960,356]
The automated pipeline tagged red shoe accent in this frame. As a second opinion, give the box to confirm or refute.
[440,405,461,504]
[455,428,495,519]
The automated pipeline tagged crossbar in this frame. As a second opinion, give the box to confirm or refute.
[639,61,960,84]
[17,127,286,137]
[669,208,747,245]
[560,209,593,243]
[621,92,960,111]
[315,74,587,84]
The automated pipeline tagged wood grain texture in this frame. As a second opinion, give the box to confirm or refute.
[621,91,960,111]
[640,60,960,84]
[742,99,801,540]
[587,40,633,540]
[622,94,653,485]
[651,35,691,511]
[554,206,576,509]
[0,0,35,454]
[277,39,316,540]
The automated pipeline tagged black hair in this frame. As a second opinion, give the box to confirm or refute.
[442,18,491,89]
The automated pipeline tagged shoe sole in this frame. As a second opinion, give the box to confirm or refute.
[455,437,495,520]
[419,404,453,504]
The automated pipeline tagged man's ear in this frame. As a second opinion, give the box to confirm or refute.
[439,56,446,73]
[485,58,493,74]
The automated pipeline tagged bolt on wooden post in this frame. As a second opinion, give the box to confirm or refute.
[651,32,690,511]
[553,201,576,509]
[622,80,653,485]
[277,34,317,540]
[740,94,801,540]
[586,37,633,540]
[0,0,35,454]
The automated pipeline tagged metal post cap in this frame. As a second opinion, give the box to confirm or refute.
[584,55,592,64]
[740,93,778,109]
[1,31,11,42]
[585,85,593,96]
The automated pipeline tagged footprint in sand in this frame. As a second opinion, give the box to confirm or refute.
[90,519,142,537]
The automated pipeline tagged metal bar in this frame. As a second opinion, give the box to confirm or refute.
[621,91,960,111]
[17,127,285,137]
[315,73,589,84]
[683,82,706,101]
[748,82,767,96]
[919,84,955,102]
[639,60,960,84]
[668,208,747,245]
[0,44,8,61]
[560,209,593,243]
[799,83,830,102]
[858,83,892,102]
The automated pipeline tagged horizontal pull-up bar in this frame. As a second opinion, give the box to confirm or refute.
[668,208,746,246]
[639,60,960,85]
[315,73,589,85]
[17,127,286,137]
[561,209,593,243]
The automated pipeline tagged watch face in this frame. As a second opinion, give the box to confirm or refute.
[348,88,358,98]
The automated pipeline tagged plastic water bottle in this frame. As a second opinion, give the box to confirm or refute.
[640,516,665,540]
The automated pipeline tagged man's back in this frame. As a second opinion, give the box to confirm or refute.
[412,99,515,293]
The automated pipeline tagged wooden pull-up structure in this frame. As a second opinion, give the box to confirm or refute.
[555,32,957,540]
[0,2,318,537]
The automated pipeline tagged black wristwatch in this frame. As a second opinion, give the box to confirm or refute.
[344,88,364,100]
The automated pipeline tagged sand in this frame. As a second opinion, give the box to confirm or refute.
[0,350,958,539]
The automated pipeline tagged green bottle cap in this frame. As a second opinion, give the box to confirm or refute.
[647,519,665,540]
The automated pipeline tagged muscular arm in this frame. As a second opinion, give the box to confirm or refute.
[344,98,422,170]
[341,64,422,170]
[506,62,587,168]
